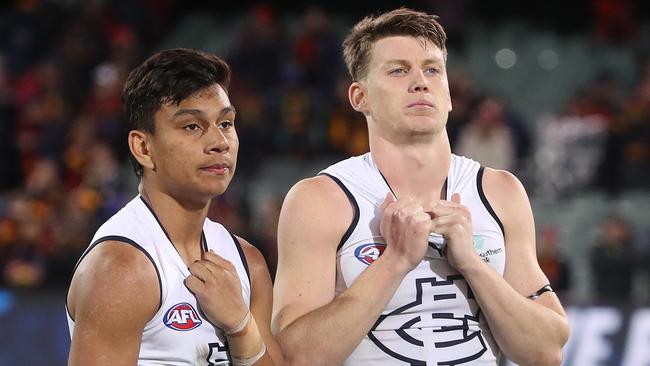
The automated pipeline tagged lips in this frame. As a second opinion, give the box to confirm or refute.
[407,100,434,108]
[200,163,231,175]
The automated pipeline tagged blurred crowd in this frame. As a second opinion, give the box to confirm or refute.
[0,0,648,305]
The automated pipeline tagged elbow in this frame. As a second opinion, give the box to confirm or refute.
[283,354,326,366]
[277,342,322,366]
[539,312,571,366]
[543,348,565,366]
[511,348,564,366]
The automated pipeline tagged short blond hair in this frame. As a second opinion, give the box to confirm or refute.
[343,8,447,81]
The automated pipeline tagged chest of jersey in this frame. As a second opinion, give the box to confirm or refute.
[141,266,231,365]
[324,153,505,365]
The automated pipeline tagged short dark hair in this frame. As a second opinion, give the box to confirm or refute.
[343,8,447,81]
[122,48,231,176]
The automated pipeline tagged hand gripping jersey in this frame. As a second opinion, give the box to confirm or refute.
[320,153,506,366]
[66,196,251,365]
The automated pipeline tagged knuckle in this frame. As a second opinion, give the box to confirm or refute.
[394,208,405,218]
[223,261,236,272]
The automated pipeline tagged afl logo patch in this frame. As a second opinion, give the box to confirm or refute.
[355,243,386,265]
[163,302,202,331]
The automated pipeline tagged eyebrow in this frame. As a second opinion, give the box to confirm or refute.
[384,58,444,67]
[172,106,237,119]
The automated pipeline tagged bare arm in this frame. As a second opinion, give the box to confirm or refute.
[433,169,570,366]
[237,236,284,365]
[272,176,431,366]
[67,241,159,366]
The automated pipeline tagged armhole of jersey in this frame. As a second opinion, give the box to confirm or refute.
[230,233,251,285]
[319,173,360,252]
[65,235,163,321]
[477,166,505,236]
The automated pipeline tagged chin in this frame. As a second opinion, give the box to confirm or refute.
[210,182,232,196]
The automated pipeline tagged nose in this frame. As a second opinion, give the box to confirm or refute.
[409,69,429,93]
[206,127,230,153]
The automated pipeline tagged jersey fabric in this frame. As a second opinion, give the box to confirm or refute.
[320,153,506,366]
[66,196,251,365]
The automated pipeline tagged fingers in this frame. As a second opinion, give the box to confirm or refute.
[429,193,468,217]
[184,275,205,295]
[203,249,230,265]
[188,260,213,282]
[187,250,237,285]
[428,193,471,237]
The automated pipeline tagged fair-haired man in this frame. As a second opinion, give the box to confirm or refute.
[66,48,281,365]
[272,9,569,366]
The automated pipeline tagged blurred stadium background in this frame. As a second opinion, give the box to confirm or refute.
[0,0,648,365]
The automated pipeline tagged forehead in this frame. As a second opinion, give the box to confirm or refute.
[155,83,232,120]
[369,36,444,66]
[175,84,230,108]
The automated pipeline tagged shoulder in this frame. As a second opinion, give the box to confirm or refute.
[232,235,269,280]
[288,174,350,199]
[481,168,527,200]
[283,175,353,215]
[279,175,354,242]
[68,240,159,327]
[481,168,534,234]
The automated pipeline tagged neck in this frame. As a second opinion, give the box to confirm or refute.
[139,182,209,262]
[369,129,451,206]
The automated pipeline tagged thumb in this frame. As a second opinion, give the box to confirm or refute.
[451,193,461,204]
[380,191,396,211]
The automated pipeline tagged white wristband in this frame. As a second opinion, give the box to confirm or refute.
[231,343,266,366]
[225,310,251,335]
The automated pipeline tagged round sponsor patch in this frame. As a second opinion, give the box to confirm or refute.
[354,243,386,265]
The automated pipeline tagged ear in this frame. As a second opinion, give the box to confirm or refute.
[128,130,155,173]
[348,82,368,113]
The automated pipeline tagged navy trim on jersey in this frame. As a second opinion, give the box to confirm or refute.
[66,235,163,321]
[378,170,398,198]
[201,231,208,254]
[476,166,505,236]
[140,196,207,260]
[319,173,360,252]
[230,233,251,284]
[140,196,176,247]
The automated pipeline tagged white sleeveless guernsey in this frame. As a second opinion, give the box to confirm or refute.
[66,196,251,365]
[321,153,506,366]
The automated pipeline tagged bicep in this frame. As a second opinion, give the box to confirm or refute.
[272,177,351,333]
[68,242,158,365]
[483,169,566,314]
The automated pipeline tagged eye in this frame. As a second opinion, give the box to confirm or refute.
[218,120,234,129]
[183,123,202,132]
[425,67,440,74]
[389,68,408,75]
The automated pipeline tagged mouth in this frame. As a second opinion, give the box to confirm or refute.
[200,163,231,175]
[407,100,434,109]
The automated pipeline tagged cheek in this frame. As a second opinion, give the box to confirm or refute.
[229,133,240,154]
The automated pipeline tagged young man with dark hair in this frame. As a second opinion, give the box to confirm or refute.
[66,48,280,366]
[272,9,569,365]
